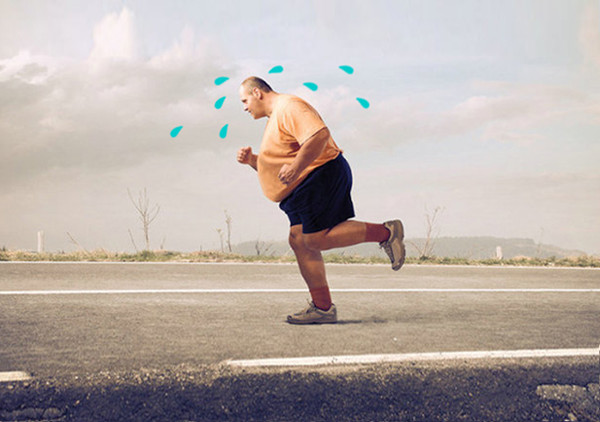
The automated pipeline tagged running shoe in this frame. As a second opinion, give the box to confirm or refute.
[287,301,337,324]
[380,220,406,271]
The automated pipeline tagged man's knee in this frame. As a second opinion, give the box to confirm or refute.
[289,227,330,252]
[288,226,305,251]
[303,232,328,251]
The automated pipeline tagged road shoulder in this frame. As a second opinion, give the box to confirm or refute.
[0,356,597,421]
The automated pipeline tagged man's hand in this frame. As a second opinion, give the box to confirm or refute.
[278,127,330,185]
[237,146,257,170]
[237,146,253,164]
[278,163,300,185]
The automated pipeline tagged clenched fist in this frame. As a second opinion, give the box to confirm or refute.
[237,146,252,164]
[237,146,257,170]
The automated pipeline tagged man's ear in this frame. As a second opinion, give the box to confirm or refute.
[252,87,262,99]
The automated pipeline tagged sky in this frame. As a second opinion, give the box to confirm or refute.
[0,0,599,255]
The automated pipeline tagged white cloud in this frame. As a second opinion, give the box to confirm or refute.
[0,50,58,84]
[39,115,75,133]
[149,25,222,69]
[89,7,140,62]
[0,8,229,188]
[329,79,596,151]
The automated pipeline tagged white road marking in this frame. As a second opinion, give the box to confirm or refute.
[2,261,599,271]
[226,347,600,367]
[0,371,32,382]
[0,289,306,295]
[0,288,599,295]
[1,288,600,296]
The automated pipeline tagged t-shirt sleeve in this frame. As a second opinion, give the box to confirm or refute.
[279,100,327,145]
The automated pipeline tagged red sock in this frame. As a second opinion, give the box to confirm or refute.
[309,286,332,311]
[365,223,390,243]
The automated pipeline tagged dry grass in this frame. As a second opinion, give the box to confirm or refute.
[1,248,598,267]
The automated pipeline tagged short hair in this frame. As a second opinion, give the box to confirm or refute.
[241,76,273,94]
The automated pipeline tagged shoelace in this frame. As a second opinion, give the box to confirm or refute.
[295,300,316,315]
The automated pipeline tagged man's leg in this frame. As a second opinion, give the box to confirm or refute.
[304,219,406,271]
[303,220,389,251]
[288,224,332,311]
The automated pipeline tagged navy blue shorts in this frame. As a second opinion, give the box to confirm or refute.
[279,154,355,234]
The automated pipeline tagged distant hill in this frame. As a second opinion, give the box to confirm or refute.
[233,237,586,260]
[406,237,586,259]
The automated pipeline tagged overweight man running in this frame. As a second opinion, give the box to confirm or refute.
[237,76,405,324]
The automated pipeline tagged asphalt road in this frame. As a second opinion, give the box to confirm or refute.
[0,262,598,377]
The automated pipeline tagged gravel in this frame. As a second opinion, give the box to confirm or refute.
[0,357,597,422]
[537,383,600,422]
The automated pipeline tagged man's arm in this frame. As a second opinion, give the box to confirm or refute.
[278,127,330,185]
[237,146,258,171]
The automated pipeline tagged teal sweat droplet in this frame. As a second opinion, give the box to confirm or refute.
[214,77,229,86]
[170,126,183,138]
[219,124,228,139]
[339,65,354,75]
[214,96,226,109]
[268,66,283,74]
[303,82,318,91]
[356,98,370,109]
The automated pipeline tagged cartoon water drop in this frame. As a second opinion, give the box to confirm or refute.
[214,96,226,109]
[214,76,229,86]
[356,98,370,109]
[170,126,183,138]
[219,124,229,139]
[339,65,354,75]
[303,82,318,92]
[268,65,284,74]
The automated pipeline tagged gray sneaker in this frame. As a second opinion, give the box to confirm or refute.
[380,220,406,271]
[287,301,337,325]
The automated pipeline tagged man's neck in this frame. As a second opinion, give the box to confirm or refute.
[264,92,279,118]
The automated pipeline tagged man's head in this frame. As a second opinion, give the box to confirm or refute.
[239,77,275,119]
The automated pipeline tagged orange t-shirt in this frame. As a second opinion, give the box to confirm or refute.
[257,94,341,202]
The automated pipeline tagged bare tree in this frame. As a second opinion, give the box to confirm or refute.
[409,205,444,259]
[128,188,160,251]
[128,229,140,253]
[216,228,224,252]
[67,232,89,255]
[224,210,232,253]
[254,240,273,256]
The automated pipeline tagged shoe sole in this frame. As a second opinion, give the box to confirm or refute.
[394,220,406,271]
[286,303,337,324]
[287,318,338,325]
[384,220,406,271]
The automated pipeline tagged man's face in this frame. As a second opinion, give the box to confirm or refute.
[239,86,265,119]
